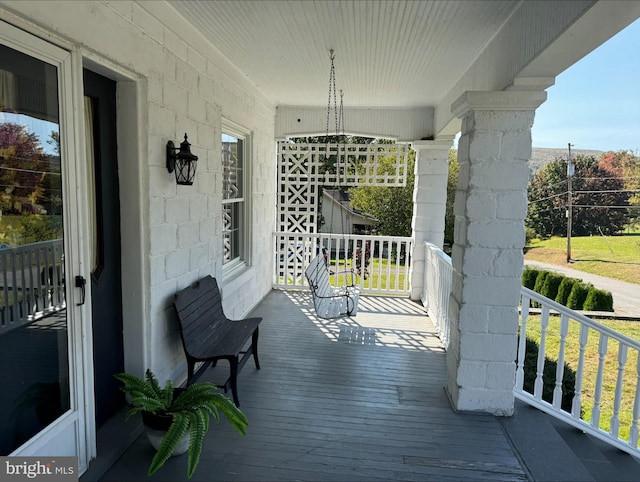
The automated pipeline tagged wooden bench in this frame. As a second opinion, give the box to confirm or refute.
[305,254,360,319]
[172,275,261,406]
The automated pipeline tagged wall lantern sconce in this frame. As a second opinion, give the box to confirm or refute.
[166,133,198,185]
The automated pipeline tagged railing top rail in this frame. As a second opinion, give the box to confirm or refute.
[274,232,413,243]
[0,239,63,253]
[424,242,452,265]
[522,286,640,350]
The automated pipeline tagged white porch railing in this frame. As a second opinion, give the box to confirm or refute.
[421,243,640,459]
[0,239,65,334]
[273,231,412,295]
[422,242,452,349]
[517,287,640,459]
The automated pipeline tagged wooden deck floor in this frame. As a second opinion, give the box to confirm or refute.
[99,290,527,481]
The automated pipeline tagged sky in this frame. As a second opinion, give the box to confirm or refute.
[531,18,640,153]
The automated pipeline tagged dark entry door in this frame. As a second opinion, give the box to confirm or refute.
[83,69,125,427]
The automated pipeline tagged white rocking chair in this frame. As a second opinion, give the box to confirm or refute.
[305,253,360,319]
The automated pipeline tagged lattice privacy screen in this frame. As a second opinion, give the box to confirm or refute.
[277,141,410,233]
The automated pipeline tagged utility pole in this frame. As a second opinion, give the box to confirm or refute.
[566,143,574,263]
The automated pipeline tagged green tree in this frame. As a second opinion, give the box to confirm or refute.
[1,123,45,214]
[348,149,415,236]
[348,147,456,239]
[445,149,459,246]
[526,158,568,237]
[600,150,640,229]
[526,155,630,237]
[573,158,629,235]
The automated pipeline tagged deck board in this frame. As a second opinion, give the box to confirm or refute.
[98,290,526,481]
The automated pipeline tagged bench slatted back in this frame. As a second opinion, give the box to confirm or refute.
[173,276,230,357]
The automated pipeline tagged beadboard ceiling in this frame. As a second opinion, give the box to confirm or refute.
[170,0,519,108]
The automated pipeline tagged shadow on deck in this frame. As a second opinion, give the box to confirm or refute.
[90,290,640,481]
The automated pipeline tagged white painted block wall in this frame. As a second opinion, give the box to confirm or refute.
[2,1,277,384]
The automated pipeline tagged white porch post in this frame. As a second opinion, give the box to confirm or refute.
[446,91,546,415]
[409,138,453,300]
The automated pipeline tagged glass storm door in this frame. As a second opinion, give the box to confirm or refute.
[0,21,89,471]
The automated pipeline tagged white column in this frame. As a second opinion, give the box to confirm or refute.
[446,91,546,415]
[409,138,453,300]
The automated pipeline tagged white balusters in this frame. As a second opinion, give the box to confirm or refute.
[629,355,640,447]
[422,242,453,349]
[610,343,628,438]
[572,324,589,418]
[0,239,65,333]
[516,286,640,458]
[591,333,609,428]
[553,314,570,409]
[515,293,530,391]
[273,232,412,295]
[534,306,551,400]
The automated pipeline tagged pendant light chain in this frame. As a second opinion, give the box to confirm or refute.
[325,50,344,180]
[339,89,345,136]
[325,50,339,140]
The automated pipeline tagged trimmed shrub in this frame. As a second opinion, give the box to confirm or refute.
[583,287,614,312]
[533,270,550,294]
[540,273,563,302]
[531,270,550,307]
[567,282,591,310]
[520,337,577,412]
[555,277,579,307]
[522,267,539,290]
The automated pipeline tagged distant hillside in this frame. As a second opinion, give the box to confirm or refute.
[529,147,603,173]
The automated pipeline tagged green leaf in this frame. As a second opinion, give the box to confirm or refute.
[186,410,206,478]
[148,412,188,477]
[209,394,248,435]
[114,372,159,401]
[145,369,164,399]
[163,379,174,409]
[129,395,165,413]
[116,370,249,478]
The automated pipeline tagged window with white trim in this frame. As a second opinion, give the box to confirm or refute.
[221,123,250,274]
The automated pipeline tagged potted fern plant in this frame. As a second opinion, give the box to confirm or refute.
[114,369,248,478]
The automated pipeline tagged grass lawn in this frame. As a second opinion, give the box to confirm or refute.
[524,315,640,442]
[330,258,409,292]
[278,257,409,292]
[525,234,640,284]
[0,215,24,245]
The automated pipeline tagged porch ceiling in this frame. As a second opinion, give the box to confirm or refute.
[171,0,517,108]
[165,0,640,135]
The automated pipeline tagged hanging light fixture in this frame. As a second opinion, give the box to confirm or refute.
[166,133,198,185]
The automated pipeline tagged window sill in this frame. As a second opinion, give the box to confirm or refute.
[221,263,254,296]
[222,259,248,284]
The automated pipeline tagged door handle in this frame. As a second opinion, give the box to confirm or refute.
[75,275,86,306]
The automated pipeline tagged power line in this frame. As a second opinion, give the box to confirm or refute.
[528,188,639,205]
[573,189,640,194]
[0,166,61,176]
[0,155,60,165]
[576,176,640,181]
[527,191,568,205]
[572,205,639,209]
[0,182,62,191]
